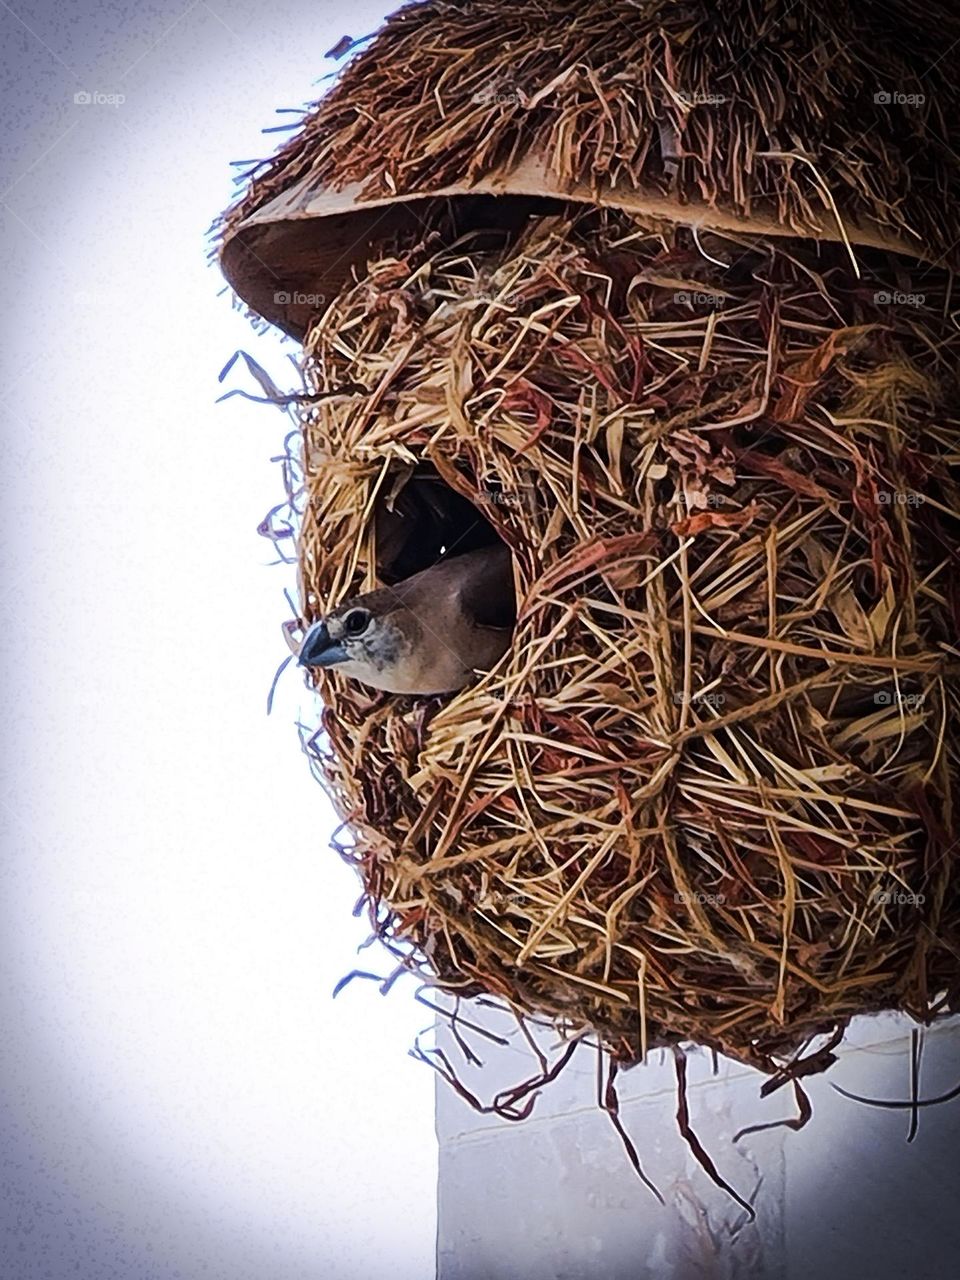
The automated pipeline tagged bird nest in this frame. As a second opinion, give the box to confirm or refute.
[290,205,959,1083]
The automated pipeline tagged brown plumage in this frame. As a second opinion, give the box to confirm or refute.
[298,543,515,694]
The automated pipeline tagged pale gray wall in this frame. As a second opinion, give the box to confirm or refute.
[436,1011,960,1279]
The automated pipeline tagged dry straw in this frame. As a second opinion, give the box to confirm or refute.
[291,208,959,1091]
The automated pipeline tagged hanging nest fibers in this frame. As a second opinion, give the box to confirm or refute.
[291,206,960,1087]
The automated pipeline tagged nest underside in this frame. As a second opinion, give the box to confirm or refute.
[289,206,960,1075]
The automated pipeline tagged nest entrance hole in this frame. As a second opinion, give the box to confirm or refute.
[373,463,509,588]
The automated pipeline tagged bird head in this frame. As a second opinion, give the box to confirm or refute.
[298,588,415,693]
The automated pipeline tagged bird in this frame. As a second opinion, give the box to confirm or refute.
[298,542,515,694]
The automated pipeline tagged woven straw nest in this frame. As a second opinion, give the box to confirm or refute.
[216,0,960,1099]
[294,208,960,1076]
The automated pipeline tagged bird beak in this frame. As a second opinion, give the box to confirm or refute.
[298,620,349,669]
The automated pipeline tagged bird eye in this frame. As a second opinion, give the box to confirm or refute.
[343,608,371,637]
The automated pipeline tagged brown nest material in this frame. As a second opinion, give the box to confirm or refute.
[292,207,960,1079]
[217,0,960,334]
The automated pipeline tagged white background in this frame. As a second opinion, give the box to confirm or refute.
[1,3,436,1278]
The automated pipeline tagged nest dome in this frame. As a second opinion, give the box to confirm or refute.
[213,0,960,1104]
[297,209,960,1072]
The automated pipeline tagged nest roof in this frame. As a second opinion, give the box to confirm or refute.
[219,0,960,335]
